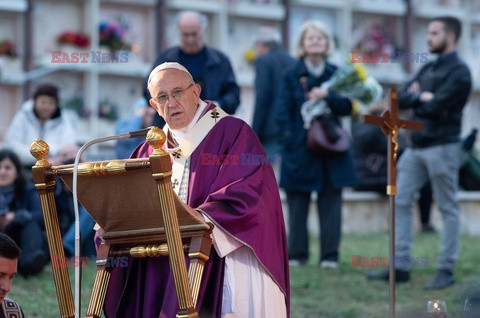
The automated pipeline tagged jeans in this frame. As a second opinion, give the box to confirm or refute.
[395,143,462,271]
[63,205,96,257]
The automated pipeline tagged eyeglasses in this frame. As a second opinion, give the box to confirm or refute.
[154,83,194,106]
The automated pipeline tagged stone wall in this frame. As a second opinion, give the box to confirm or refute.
[281,190,480,235]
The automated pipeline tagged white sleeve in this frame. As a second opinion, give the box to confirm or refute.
[4,112,36,165]
[200,211,242,258]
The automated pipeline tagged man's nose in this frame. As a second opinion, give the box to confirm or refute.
[0,281,10,293]
[165,96,178,107]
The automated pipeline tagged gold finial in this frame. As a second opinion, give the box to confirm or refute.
[30,139,52,167]
[146,126,166,155]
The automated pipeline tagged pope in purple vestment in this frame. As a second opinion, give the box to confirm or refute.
[99,62,289,317]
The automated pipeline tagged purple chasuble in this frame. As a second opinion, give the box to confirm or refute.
[99,103,290,317]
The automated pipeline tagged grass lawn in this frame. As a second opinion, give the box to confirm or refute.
[8,233,480,317]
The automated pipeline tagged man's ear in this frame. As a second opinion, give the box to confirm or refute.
[447,31,457,45]
[193,83,202,98]
[149,99,160,112]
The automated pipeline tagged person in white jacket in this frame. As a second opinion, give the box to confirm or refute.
[4,83,78,167]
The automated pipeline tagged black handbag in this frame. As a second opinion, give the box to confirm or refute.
[307,114,350,157]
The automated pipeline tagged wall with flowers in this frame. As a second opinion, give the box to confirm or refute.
[100,3,155,64]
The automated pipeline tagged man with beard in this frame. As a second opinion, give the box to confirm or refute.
[367,16,472,290]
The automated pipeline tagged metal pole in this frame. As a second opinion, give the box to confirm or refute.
[387,127,396,318]
[389,196,396,318]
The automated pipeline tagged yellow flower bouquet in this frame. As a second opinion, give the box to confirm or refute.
[324,56,382,106]
[301,56,383,128]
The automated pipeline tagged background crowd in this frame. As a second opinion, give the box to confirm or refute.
[0,11,478,306]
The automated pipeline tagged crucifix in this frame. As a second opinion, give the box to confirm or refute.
[363,88,422,318]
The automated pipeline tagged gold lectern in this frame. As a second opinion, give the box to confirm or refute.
[30,127,213,318]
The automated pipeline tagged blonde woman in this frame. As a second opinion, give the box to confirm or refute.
[277,20,355,268]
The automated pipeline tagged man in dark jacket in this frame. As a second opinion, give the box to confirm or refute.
[251,26,295,171]
[368,16,472,290]
[144,10,240,125]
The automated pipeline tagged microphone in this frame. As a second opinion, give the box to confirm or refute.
[71,127,151,317]
[112,127,152,140]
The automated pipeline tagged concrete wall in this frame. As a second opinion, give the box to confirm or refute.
[281,190,480,236]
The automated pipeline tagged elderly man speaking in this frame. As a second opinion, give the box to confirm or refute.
[100,62,289,318]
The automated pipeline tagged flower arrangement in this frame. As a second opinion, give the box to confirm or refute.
[0,39,19,57]
[57,31,90,48]
[243,48,256,65]
[301,55,383,128]
[324,57,382,106]
[352,20,397,62]
[99,21,130,53]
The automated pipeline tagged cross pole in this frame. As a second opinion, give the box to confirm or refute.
[362,88,422,318]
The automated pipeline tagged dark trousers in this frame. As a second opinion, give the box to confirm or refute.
[6,218,45,274]
[286,185,342,264]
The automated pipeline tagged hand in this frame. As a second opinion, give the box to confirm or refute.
[419,92,434,102]
[407,81,420,94]
[50,145,80,165]
[0,212,15,231]
[59,145,80,163]
[308,87,329,100]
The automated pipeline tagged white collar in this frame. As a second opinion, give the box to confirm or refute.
[305,58,325,77]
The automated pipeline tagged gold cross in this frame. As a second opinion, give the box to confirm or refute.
[363,88,422,195]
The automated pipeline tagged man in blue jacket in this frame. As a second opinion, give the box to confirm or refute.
[144,10,240,126]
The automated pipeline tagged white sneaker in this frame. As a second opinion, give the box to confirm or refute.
[289,259,303,267]
[320,260,338,269]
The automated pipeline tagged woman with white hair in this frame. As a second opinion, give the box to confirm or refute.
[277,20,356,268]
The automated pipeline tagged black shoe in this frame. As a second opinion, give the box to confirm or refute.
[421,224,437,234]
[367,268,410,283]
[424,269,455,290]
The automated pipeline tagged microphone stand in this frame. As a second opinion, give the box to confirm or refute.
[72,128,150,317]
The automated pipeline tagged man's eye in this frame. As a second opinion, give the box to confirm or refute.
[158,95,168,101]
[172,90,182,97]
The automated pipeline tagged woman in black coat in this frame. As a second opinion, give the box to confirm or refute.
[277,20,356,267]
[0,149,48,277]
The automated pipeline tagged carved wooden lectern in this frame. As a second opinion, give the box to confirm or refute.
[30,127,213,318]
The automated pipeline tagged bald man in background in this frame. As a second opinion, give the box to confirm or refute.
[144,10,240,125]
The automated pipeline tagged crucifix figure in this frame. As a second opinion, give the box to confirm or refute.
[363,88,422,318]
[172,178,180,190]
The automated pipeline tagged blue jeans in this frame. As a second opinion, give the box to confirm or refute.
[63,205,96,257]
[395,143,462,271]
[263,141,282,182]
